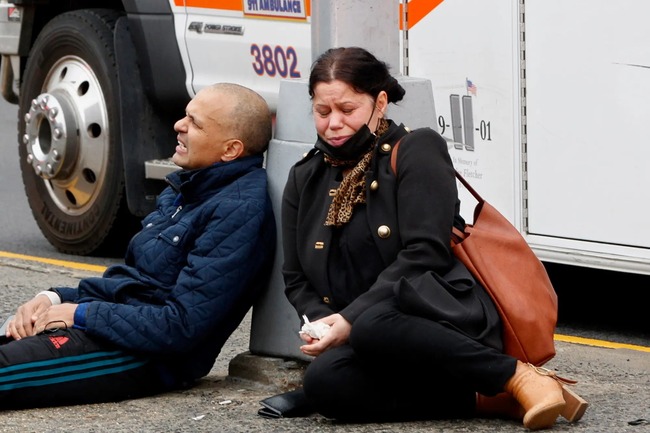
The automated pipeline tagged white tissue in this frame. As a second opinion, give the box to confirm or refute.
[299,314,331,339]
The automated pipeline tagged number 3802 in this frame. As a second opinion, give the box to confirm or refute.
[250,44,301,78]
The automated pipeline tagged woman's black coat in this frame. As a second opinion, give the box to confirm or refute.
[281,122,501,348]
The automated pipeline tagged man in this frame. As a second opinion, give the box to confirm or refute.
[0,83,276,408]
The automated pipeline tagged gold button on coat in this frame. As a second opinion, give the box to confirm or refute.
[380,143,391,152]
[323,297,331,304]
[370,180,379,191]
[377,225,391,238]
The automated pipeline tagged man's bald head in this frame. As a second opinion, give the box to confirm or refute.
[203,83,273,156]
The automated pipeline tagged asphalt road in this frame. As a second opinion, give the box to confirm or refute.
[0,255,648,433]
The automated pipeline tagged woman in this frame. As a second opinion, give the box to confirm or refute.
[281,47,587,430]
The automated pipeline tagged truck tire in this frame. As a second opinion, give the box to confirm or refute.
[18,9,140,256]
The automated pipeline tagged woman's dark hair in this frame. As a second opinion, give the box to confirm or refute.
[308,46,406,104]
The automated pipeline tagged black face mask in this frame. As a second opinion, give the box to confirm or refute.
[315,124,375,160]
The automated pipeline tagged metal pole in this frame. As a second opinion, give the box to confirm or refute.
[311,0,400,70]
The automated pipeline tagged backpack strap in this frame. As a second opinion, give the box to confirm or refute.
[389,134,480,247]
[390,139,401,175]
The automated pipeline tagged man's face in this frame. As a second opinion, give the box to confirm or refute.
[172,88,234,170]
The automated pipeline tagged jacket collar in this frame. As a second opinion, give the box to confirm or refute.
[165,154,264,203]
[378,120,409,145]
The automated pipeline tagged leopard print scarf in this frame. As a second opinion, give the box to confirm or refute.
[324,118,389,227]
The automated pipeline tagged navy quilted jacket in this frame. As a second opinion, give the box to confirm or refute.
[53,154,276,383]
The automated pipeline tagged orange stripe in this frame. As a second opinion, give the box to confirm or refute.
[172,0,311,14]
[400,0,445,29]
[174,0,242,10]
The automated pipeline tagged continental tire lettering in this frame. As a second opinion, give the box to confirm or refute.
[251,44,301,78]
[40,203,100,236]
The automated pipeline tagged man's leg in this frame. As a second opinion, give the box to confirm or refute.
[0,328,166,409]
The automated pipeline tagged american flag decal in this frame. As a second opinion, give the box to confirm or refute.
[466,78,477,96]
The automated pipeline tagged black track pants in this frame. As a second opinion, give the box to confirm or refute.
[0,328,167,409]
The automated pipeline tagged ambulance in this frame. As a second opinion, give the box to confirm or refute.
[0,0,648,277]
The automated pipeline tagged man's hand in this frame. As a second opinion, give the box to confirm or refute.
[33,303,77,335]
[8,294,53,339]
[299,313,351,357]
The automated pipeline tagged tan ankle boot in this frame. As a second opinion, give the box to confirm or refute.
[476,392,525,420]
[504,361,566,430]
[558,383,589,423]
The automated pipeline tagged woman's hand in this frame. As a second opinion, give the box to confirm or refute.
[300,313,351,357]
